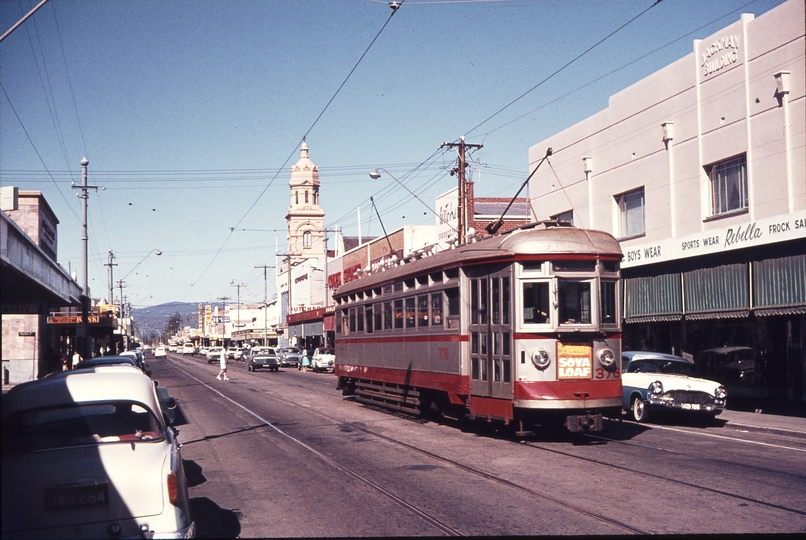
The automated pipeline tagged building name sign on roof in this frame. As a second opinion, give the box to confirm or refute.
[701,34,741,77]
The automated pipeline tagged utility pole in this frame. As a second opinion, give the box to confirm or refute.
[255,265,275,346]
[441,137,482,244]
[72,157,98,359]
[105,250,117,303]
[217,296,231,346]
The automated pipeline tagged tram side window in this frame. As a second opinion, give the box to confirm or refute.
[492,278,500,325]
[374,303,383,331]
[394,299,404,329]
[446,288,460,329]
[384,302,393,330]
[366,305,373,334]
[405,297,416,328]
[337,309,345,334]
[431,293,443,326]
[349,308,356,333]
[601,280,617,324]
[417,295,429,326]
[523,282,550,324]
[558,280,591,324]
[357,305,364,332]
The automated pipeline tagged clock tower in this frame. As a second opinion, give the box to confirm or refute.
[285,142,325,267]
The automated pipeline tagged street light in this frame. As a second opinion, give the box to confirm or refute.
[120,249,162,281]
[369,168,459,239]
[230,280,245,334]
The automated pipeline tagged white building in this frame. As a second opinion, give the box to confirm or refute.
[527,0,805,403]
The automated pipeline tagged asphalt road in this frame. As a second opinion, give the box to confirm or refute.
[152,352,806,537]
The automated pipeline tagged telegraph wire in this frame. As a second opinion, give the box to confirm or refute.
[466,0,664,138]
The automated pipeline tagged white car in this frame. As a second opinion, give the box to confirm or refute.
[311,347,335,372]
[1,365,195,539]
[207,346,224,364]
[154,346,167,358]
[622,351,727,422]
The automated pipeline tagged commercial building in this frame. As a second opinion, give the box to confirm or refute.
[527,0,805,403]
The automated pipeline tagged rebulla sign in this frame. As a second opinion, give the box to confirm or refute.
[621,210,806,269]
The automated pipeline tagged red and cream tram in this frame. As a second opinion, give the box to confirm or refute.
[333,222,622,432]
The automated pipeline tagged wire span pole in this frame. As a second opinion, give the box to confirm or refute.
[255,265,275,346]
[441,137,482,244]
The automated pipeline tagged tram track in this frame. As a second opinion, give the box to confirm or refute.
[167,355,650,535]
[168,355,806,532]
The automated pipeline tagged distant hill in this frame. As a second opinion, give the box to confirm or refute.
[131,302,199,341]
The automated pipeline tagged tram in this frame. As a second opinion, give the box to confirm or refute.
[333,221,623,432]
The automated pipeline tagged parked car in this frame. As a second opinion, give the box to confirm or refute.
[120,350,147,371]
[698,346,758,387]
[247,347,280,372]
[1,366,195,539]
[621,351,727,422]
[226,347,247,361]
[74,355,142,373]
[154,346,167,358]
[181,343,196,355]
[311,347,335,372]
[278,346,301,367]
[207,346,224,363]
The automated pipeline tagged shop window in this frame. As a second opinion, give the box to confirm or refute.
[551,209,574,225]
[616,188,645,239]
[708,154,747,216]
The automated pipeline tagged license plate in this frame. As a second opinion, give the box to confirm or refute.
[682,403,701,410]
[45,485,108,511]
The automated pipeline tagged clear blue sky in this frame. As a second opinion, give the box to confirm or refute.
[0,0,787,308]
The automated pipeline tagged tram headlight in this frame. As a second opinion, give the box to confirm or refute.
[531,349,551,370]
[649,381,663,395]
[598,348,616,369]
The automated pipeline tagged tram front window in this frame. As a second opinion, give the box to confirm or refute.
[558,280,591,325]
[523,282,550,324]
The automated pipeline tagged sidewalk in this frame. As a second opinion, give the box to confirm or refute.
[720,408,806,436]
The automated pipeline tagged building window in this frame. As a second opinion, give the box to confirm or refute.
[551,209,574,226]
[616,188,645,239]
[708,154,747,216]
[305,190,309,204]
[303,231,311,248]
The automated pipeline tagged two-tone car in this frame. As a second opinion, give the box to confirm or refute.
[1,365,194,539]
[622,351,727,422]
[278,347,301,368]
[247,347,280,372]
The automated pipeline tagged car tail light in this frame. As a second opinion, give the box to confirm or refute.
[167,472,179,505]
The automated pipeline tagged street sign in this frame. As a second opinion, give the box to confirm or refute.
[18,331,36,337]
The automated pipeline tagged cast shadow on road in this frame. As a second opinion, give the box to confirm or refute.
[189,497,242,539]
[182,460,241,538]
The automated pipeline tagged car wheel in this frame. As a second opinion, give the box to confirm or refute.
[631,396,648,422]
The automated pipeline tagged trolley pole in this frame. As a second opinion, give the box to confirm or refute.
[441,137,482,244]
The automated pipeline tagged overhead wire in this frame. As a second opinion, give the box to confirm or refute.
[180,1,406,301]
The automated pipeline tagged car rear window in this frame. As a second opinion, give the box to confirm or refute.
[2,401,165,455]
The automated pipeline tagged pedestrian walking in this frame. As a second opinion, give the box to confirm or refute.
[217,347,230,380]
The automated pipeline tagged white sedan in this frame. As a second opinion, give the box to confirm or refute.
[622,351,727,422]
[311,347,335,372]
[1,365,195,539]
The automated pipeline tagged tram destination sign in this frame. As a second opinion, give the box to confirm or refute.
[621,210,806,269]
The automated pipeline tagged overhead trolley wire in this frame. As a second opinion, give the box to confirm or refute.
[181,1,406,301]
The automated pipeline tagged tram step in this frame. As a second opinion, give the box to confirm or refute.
[355,394,420,413]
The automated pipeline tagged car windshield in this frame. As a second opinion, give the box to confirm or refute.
[2,400,164,455]
[283,348,299,354]
[318,348,335,355]
[256,348,276,355]
[628,359,693,375]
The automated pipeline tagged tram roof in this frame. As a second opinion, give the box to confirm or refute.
[335,223,622,297]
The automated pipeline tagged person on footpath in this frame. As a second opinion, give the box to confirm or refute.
[217,346,230,381]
